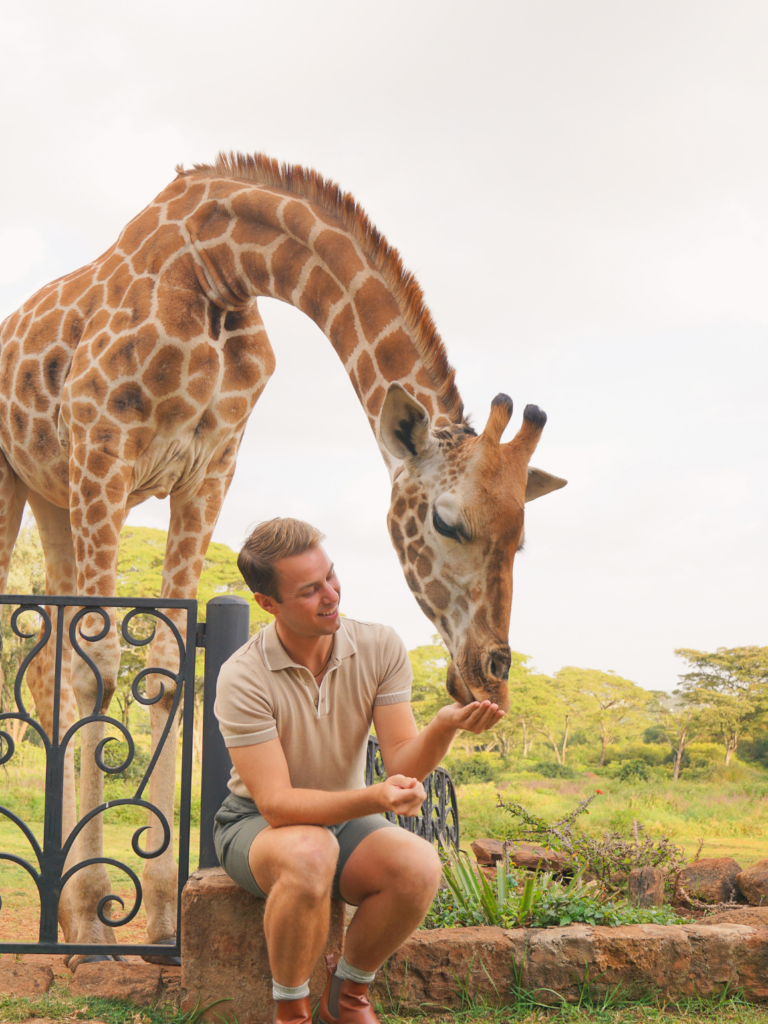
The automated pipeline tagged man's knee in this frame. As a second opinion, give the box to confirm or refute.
[380,833,443,895]
[412,838,443,896]
[270,826,340,899]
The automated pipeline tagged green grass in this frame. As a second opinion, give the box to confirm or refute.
[3,990,768,1024]
[456,768,768,866]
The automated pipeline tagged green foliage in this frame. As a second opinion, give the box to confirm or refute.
[409,636,453,728]
[443,752,504,784]
[674,646,768,768]
[618,759,650,782]
[495,791,687,891]
[530,761,576,779]
[423,851,685,930]
[74,741,152,782]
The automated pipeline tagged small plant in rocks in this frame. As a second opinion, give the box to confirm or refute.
[495,791,687,892]
[423,850,685,930]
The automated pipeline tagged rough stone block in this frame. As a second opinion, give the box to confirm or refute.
[677,857,742,904]
[700,907,768,926]
[0,961,54,997]
[736,859,768,906]
[180,867,345,1024]
[471,838,568,873]
[370,926,517,1009]
[68,962,163,1005]
[471,839,503,864]
[628,866,665,907]
[372,923,768,1010]
[508,843,570,874]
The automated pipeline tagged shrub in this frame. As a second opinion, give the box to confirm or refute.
[495,791,687,891]
[75,742,152,782]
[443,753,502,784]
[530,761,576,780]
[618,759,650,782]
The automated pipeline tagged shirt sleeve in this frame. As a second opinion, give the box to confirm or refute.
[213,642,279,748]
[373,625,413,706]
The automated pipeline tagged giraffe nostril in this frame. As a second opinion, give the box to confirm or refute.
[488,650,511,680]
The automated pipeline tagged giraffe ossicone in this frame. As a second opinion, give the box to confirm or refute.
[0,151,566,952]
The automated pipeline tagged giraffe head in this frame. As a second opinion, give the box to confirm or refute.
[380,384,566,713]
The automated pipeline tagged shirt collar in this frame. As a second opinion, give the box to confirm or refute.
[261,618,356,672]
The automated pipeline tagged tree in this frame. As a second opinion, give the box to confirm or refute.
[647,690,702,781]
[674,647,768,765]
[499,655,554,759]
[408,637,453,730]
[115,526,271,761]
[555,666,649,767]
[534,674,588,765]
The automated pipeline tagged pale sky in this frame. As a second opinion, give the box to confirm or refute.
[1,0,765,692]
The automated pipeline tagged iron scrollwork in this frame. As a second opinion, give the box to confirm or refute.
[0,595,197,956]
[365,735,460,850]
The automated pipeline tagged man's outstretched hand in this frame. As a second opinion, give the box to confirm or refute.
[377,775,427,817]
[436,700,505,735]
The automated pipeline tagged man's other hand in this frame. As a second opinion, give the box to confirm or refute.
[436,700,505,735]
[378,775,427,817]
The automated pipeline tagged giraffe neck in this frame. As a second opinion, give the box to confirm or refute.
[177,168,464,477]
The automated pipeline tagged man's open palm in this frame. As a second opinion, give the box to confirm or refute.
[437,700,504,735]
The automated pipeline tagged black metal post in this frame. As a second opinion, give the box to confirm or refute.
[198,595,251,869]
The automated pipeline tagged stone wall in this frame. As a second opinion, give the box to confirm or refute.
[370,922,768,1010]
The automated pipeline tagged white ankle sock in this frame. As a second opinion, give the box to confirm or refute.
[336,956,376,985]
[272,980,310,1002]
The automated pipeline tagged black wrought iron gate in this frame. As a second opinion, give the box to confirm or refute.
[0,594,459,956]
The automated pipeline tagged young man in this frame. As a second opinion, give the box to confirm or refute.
[213,518,503,1024]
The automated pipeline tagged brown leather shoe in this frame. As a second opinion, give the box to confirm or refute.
[272,996,312,1024]
[319,956,379,1024]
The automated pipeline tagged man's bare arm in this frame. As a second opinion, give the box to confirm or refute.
[373,700,505,782]
[229,737,426,828]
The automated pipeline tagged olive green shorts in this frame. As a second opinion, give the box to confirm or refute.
[213,792,398,903]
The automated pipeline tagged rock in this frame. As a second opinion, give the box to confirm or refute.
[0,961,54,997]
[68,962,163,1005]
[508,843,570,874]
[736,859,768,906]
[372,926,518,1008]
[471,838,569,874]
[700,907,768,926]
[180,867,345,1023]
[677,857,742,904]
[628,866,665,907]
[160,966,181,1004]
[471,839,504,864]
[372,922,768,1009]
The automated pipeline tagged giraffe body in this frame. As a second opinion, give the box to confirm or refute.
[0,153,565,950]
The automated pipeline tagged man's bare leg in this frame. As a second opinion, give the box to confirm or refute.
[249,824,340,987]
[339,828,442,970]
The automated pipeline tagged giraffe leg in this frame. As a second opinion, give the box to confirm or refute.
[24,494,80,944]
[141,471,235,953]
[0,449,27,589]
[65,452,130,954]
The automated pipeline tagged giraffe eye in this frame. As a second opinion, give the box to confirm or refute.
[433,508,466,543]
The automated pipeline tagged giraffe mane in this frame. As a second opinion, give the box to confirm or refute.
[177,152,466,425]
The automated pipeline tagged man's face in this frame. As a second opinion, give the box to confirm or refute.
[267,546,341,639]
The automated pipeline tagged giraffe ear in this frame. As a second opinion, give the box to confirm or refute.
[380,383,431,460]
[525,466,568,503]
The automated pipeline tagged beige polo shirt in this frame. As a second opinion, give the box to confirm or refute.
[214,618,412,800]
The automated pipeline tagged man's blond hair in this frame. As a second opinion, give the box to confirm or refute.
[237,518,325,601]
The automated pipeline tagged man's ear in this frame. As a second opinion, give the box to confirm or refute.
[253,592,277,616]
[525,466,568,503]
[379,383,432,461]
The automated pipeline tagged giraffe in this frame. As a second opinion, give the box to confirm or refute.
[0,152,566,958]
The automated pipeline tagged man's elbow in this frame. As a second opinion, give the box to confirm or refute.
[255,791,292,829]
